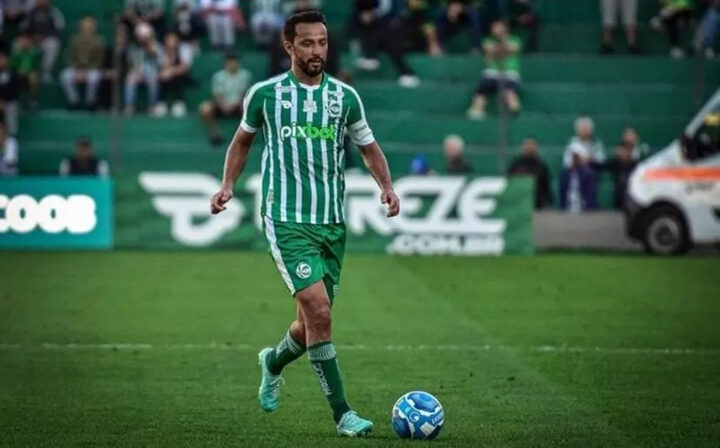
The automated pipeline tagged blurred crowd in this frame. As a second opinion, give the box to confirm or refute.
[0,0,717,210]
[409,121,647,212]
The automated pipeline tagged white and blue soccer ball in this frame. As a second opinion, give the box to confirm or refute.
[391,391,444,440]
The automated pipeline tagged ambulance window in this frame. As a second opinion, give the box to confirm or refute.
[688,107,720,160]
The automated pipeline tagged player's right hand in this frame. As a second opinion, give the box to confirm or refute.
[210,189,233,214]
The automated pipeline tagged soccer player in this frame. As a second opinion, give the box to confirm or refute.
[209,10,400,438]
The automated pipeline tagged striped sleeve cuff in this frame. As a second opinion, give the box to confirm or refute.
[240,121,258,134]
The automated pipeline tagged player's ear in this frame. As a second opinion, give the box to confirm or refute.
[283,39,294,57]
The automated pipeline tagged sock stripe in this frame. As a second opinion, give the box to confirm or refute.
[308,342,336,361]
[285,331,305,354]
[268,330,307,375]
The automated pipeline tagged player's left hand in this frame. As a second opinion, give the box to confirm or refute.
[381,190,400,218]
[211,188,233,214]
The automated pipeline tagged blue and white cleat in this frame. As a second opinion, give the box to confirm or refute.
[257,347,283,412]
[336,410,374,437]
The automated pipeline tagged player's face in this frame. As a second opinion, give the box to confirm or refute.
[286,22,328,78]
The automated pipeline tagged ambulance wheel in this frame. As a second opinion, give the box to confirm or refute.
[641,205,690,255]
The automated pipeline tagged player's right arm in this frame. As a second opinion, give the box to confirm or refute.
[210,83,263,214]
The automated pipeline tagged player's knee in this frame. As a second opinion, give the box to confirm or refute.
[299,295,331,328]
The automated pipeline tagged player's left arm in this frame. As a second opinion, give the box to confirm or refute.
[346,89,400,217]
[358,141,400,217]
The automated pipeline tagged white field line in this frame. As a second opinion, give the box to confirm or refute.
[0,343,718,356]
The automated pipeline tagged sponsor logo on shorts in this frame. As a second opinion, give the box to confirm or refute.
[296,262,312,279]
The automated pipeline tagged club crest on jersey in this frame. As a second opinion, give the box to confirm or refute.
[296,262,312,279]
[327,100,342,118]
[303,99,317,114]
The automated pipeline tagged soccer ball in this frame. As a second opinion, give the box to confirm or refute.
[391,391,444,440]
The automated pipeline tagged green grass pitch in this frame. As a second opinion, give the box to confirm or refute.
[1,252,719,447]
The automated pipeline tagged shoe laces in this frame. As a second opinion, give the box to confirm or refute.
[341,410,361,425]
[267,376,284,398]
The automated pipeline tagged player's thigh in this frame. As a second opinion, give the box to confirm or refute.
[321,224,347,304]
[263,216,326,297]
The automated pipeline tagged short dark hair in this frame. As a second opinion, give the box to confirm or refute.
[283,10,327,42]
[76,136,92,147]
[224,51,238,61]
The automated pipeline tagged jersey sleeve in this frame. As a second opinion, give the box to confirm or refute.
[346,88,375,146]
[240,83,264,134]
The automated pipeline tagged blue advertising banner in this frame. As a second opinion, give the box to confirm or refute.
[0,178,114,249]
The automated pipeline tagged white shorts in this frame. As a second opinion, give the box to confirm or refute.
[601,0,638,27]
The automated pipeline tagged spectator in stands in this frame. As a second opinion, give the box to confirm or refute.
[601,139,639,209]
[99,26,131,110]
[443,134,473,174]
[352,0,421,88]
[158,32,193,117]
[200,0,246,50]
[124,22,164,116]
[283,0,322,15]
[1,0,33,29]
[410,154,435,175]
[509,137,552,208]
[559,147,598,212]
[699,0,720,58]
[0,48,21,136]
[173,0,204,57]
[59,137,109,177]
[400,0,442,55]
[435,0,483,54]
[0,124,17,176]
[250,0,285,50]
[123,0,167,38]
[20,0,63,83]
[466,21,522,120]
[563,117,606,169]
[600,0,639,54]
[60,16,105,111]
[620,126,649,160]
[10,31,39,107]
[650,0,693,58]
[509,0,539,53]
[199,52,251,145]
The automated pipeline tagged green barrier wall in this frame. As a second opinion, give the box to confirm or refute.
[115,173,534,255]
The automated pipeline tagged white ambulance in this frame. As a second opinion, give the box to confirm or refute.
[626,89,720,255]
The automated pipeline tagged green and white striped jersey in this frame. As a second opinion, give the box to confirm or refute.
[240,70,375,224]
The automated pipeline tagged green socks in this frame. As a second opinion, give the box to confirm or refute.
[308,341,351,423]
[266,336,351,423]
[267,330,306,375]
